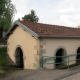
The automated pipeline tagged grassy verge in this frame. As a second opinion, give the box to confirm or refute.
[0,47,8,73]
[0,47,22,74]
[0,47,8,65]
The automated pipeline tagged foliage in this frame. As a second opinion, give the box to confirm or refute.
[22,10,39,23]
[0,0,16,31]
[0,47,21,74]
[0,47,8,67]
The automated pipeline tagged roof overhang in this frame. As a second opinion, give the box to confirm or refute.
[5,20,39,39]
[39,35,80,39]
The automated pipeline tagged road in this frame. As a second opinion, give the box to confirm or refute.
[1,65,80,80]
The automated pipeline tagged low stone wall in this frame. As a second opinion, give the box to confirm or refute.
[0,45,7,48]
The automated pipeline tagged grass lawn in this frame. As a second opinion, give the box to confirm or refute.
[0,47,8,73]
[0,47,23,76]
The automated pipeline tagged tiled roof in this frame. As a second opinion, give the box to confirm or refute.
[19,21,80,38]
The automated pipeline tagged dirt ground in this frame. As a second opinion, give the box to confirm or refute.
[0,65,80,80]
[0,73,5,78]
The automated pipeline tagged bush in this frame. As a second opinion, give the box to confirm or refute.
[0,47,8,67]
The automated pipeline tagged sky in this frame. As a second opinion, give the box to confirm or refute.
[11,0,80,28]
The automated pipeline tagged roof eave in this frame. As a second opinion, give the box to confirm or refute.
[39,35,80,39]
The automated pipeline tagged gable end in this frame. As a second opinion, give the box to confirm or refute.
[5,20,39,39]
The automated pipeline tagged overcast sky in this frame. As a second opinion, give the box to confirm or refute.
[11,0,80,28]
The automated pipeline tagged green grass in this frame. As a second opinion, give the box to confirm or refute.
[0,47,22,74]
[0,47,8,66]
[0,47,8,73]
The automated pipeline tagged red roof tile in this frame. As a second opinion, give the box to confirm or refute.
[19,21,80,38]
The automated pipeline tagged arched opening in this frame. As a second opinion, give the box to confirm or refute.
[76,47,80,63]
[55,48,66,67]
[15,47,24,68]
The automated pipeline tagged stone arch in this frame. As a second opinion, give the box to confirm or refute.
[15,45,24,68]
[54,46,67,67]
[76,47,80,63]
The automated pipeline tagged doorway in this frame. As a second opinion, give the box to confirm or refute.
[15,47,24,68]
[76,47,80,63]
[55,48,66,67]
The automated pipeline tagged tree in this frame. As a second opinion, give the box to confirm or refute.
[0,0,16,31]
[22,10,39,23]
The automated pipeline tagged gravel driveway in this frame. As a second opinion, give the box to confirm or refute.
[1,65,80,80]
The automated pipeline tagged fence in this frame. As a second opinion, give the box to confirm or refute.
[40,53,80,68]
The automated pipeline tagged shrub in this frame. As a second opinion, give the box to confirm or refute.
[0,47,8,67]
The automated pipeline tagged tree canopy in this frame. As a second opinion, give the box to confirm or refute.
[22,10,39,23]
[0,0,16,31]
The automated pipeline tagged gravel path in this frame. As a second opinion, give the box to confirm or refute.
[1,65,80,80]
